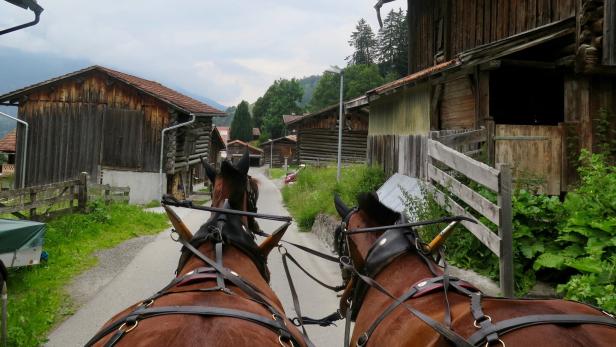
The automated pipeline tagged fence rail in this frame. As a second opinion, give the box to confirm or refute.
[427,131,514,297]
[0,172,129,220]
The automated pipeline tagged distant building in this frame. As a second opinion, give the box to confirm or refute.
[260,135,298,168]
[0,129,16,175]
[226,140,263,167]
[0,65,225,203]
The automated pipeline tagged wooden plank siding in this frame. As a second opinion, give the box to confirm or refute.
[13,71,174,187]
[298,128,367,165]
[495,124,563,195]
[262,141,298,167]
[369,85,431,136]
[407,0,576,74]
[174,117,212,171]
[440,76,477,129]
[606,0,616,65]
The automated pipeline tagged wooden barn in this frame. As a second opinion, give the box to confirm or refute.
[260,135,298,167]
[226,140,263,166]
[365,0,616,195]
[0,65,225,203]
[284,104,369,165]
[0,129,16,175]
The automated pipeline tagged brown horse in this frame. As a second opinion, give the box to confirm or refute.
[334,192,616,347]
[87,153,310,347]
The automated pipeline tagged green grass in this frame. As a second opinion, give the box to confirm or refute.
[5,201,169,347]
[142,199,162,208]
[281,165,385,229]
[268,166,297,179]
[0,174,14,190]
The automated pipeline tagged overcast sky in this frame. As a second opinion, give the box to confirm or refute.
[0,0,406,107]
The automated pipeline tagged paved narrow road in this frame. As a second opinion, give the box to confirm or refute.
[47,168,344,347]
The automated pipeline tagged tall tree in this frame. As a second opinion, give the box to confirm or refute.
[377,9,408,78]
[252,96,268,129]
[256,79,304,139]
[229,101,253,142]
[347,19,378,66]
[309,64,385,111]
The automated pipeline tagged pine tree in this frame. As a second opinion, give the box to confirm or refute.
[229,100,253,142]
[377,9,408,78]
[347,19,377,66]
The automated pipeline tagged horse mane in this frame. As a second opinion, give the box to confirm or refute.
[357,192,400,226]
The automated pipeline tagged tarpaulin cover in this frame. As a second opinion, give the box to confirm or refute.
[0,219,45,254]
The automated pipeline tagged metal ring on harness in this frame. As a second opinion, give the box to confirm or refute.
[356,332,369,347]
[118,320,138,333]
[474,315,492,328]
[140,299,154,308]
[485,338,505,347]
[278,335,293,347]
[170,231,180,242]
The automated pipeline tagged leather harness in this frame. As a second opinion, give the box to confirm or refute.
[85,200,313,347]
[337,212,616,347]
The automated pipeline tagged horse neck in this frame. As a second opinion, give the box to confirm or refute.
[348,211,438,285]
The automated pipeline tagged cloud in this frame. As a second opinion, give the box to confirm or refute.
[0,0,407,105]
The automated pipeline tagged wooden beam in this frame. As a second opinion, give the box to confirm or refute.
[427,164,501,225]
[427,139,500,191]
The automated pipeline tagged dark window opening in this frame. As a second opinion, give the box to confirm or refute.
[490,68,564,126]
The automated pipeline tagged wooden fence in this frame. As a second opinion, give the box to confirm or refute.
[0,172,129,220]
[427,131,514,297]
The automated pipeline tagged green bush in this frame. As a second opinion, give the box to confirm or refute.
[282,165,386,229]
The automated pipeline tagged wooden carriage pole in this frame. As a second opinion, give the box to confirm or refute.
[78,172,88,212]
[497,163,514,297]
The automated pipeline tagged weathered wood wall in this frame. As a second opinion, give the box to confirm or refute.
[262,141,298,167]
[369,85,431,135]
[440,76,477,129]
[367,135,427,178]
[297,128,367,165]
[495,125,563,195]
[606,0,616,65]
[14,71,173,187]
[408,0,576,73]
[174,116,212,172]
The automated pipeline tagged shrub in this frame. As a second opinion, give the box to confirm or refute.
[282,165,385,229]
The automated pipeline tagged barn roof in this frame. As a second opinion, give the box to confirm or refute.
[0,65,226,116]
[252,128,261,137]
[211,127,226,150]
[283,114,304,125]
[260,135,297,146]
[285,104,338,128]
[0,129,16,153]
[227,140,264,154]
[217,126,230,144]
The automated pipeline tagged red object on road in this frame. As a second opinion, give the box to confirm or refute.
[284,165,305,185]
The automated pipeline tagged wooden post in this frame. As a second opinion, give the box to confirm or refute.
[29,190,36,220]
[69,185,75,212]
[497,163,514,297]
[104,185,110,205]
[78,172,88,212]
[486,120,496,166]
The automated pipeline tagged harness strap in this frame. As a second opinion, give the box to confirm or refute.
[85,306,298,347]
[356,276,477,347]
[215,241,226,290]
[468,314,616,346]
[342,261,474,347]
[344,302,353,347]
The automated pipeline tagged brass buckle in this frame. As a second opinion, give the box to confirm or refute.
[118,320,138,333]
[474,315,492,328]
[485,338,505,347]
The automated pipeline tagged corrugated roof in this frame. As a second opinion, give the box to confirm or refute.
[0,65,225,116]
[376,173,424,215]
[0,129,16,153]
[252,128,261,137]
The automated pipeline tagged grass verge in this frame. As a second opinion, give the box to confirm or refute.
[281,165,385,229]
[5,201,169,347]
[267,166,297,180]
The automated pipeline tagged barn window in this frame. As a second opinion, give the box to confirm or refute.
[490,68,564,126]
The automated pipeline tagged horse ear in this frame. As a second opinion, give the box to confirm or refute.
[201,157,217,184]
[259,223,290,256]
[236,150,250,175]
[334,194,351,219]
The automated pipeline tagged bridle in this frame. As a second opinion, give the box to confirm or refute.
[334,208,616,347]
[85,193,315,347]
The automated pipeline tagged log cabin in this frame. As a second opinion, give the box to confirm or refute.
[366,0,616,195]
[284,104,369,165]
[0,66,225,203]
[226,140,264,166]
[260,135,298,168]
